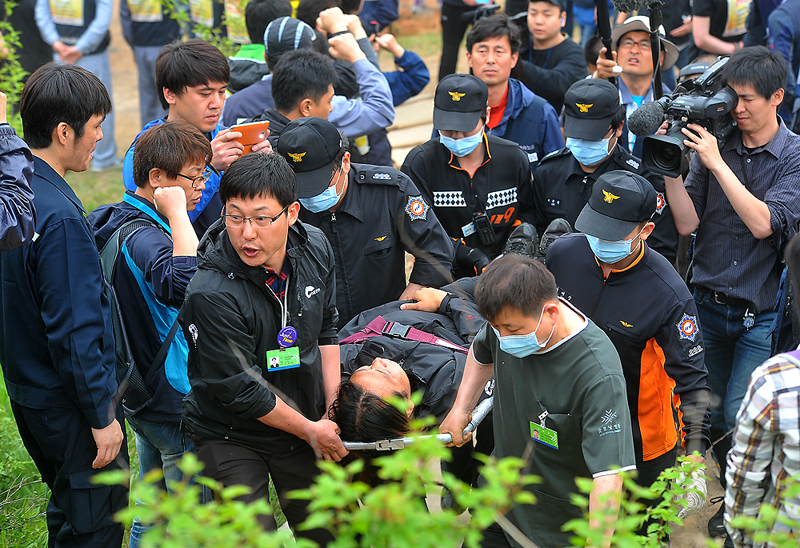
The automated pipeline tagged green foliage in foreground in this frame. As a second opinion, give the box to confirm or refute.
[0,375,47,547]
[98,430,537,548]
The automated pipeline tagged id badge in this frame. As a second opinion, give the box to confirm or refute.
[530,421,559,449]
[462,221,476,237]
[266,347,300,371]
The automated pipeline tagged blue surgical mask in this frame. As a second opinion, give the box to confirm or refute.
[490,307,555,358]
[300,168,342,213]
[567,136,612,166]
[439,130,483,157]
[585,226,646,264]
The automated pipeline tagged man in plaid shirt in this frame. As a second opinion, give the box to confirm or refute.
[725,231,800,546]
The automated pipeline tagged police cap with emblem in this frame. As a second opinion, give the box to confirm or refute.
[575,170,656,241]
[433,74,488,133]
[563,79,621,141]
[277,117,344,199]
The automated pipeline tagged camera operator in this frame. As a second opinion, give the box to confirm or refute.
[662,45,800,543]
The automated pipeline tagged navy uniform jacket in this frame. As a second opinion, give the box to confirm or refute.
[0,124,35,250]
[547,233,712,463]
[533,145,679,265]
[300,163,454,329]
[0,157,117,429]
[89,191,195,423]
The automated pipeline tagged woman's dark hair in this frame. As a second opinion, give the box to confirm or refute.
[155,39,230,110]
[722,46,788,100]
[475,254,558,322]
[330,380,410,485]
[20,63,112,150]
[219,152,297,206]
[133,121,213,187]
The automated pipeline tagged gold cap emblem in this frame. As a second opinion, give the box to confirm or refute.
[287,152,306,163]
[602,189,620,203]
[449,91,465,102]
[576,103,593,113]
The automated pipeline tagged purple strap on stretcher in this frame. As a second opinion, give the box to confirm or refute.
[339,315,469,354]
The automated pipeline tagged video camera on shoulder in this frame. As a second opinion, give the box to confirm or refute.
[641,57,738,178]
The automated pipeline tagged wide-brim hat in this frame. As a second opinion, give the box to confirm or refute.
[612,15,679,71]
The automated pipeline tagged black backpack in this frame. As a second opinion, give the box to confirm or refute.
[98,216,181,415]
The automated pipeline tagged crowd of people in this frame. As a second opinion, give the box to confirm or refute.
[0,0,799,547]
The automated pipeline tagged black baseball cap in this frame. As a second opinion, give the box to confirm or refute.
[433,74,488,133]
[277,117,343,199]
[575,171,657,241]
[563,79,620,141]
[264,17,316,70]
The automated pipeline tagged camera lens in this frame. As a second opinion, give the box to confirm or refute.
[652,144,680,172]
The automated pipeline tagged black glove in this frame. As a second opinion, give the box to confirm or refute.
[455,243,490,275]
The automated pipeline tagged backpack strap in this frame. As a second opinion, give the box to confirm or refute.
[100,217,179,384]
[339,315,469,354]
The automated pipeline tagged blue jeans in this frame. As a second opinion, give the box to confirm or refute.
[693,288,775,485]
[127,416,196,548]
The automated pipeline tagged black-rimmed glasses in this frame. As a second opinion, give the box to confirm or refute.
[223,204,289,228]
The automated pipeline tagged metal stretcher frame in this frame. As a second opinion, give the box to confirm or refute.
[342,396,494,451]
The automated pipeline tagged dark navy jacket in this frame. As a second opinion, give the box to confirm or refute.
[768,0,800,115]
[0,124,35,251]
[384,50,430,107]
[487,78,564,176]
[119,0,180,48]
[222,76,274,127]
[0,157,117,429]
[89,192,195,423]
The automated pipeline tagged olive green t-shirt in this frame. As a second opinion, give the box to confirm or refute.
[472,302,636,548]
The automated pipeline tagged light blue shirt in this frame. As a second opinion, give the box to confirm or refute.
[35,0,112,55]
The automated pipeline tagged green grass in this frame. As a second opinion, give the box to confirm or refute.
[391,30,444,60]
[64,167,127,214]
[0,372,48,548]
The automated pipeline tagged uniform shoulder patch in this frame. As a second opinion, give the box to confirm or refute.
[357,167,399,186]
[677,314,699,342]
[541,148,568,162]
[405,195,429,221]
[655,191,667,215]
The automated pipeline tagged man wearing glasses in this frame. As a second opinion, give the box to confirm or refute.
[592,16,679,158]
[179,152,346,546]
[277,117,454,329]
[89,120,213,547]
